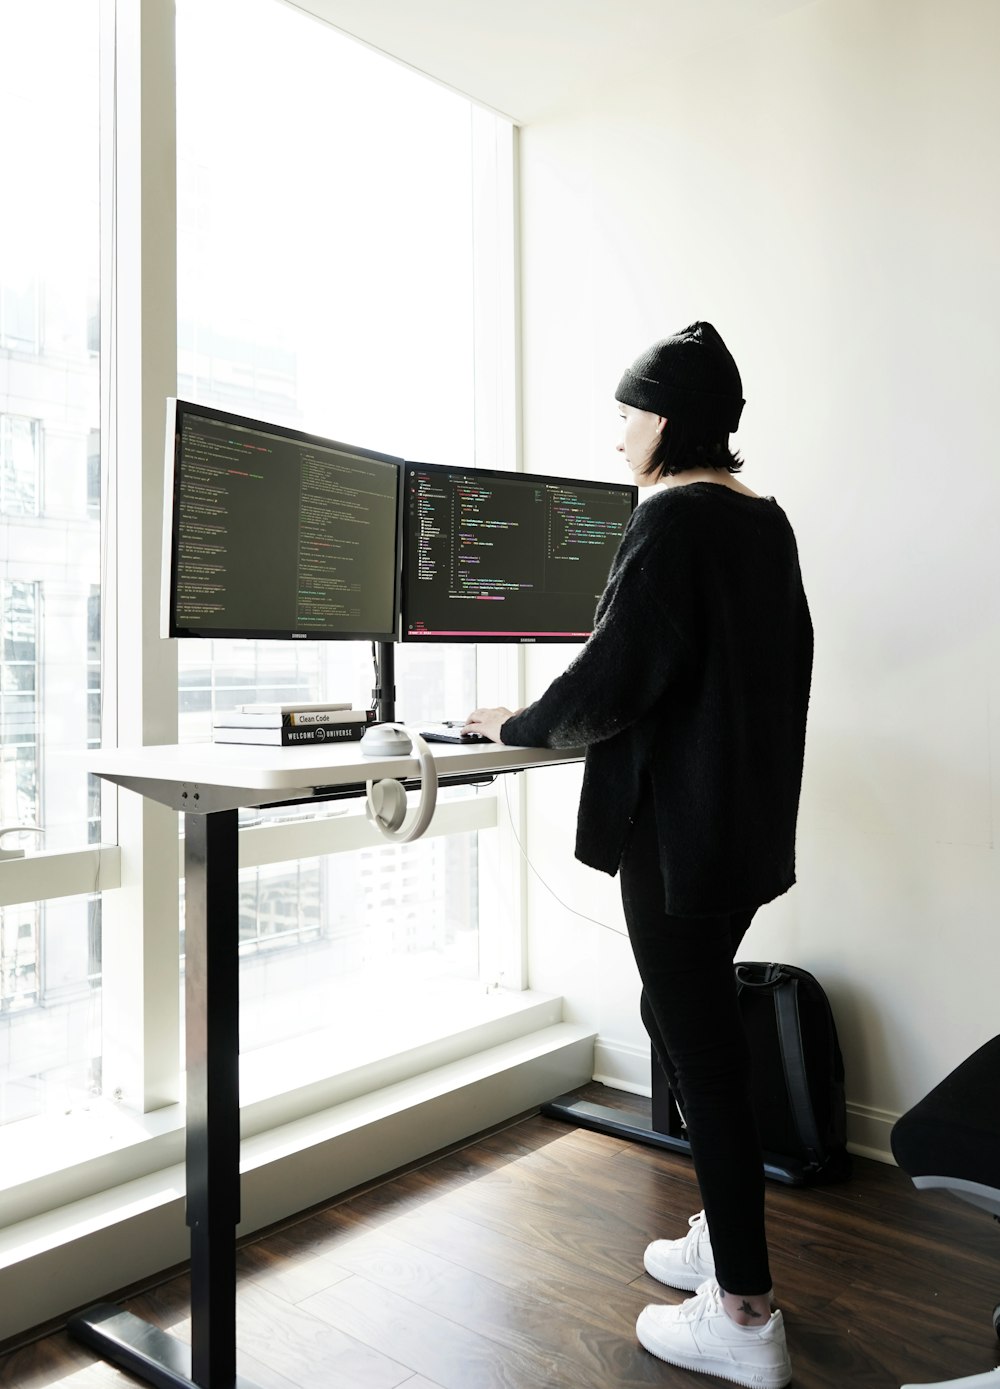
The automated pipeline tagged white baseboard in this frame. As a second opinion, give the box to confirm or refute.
[0,1022,594,1345]
[845,1102,898,1165]
[592,1038,651,1096]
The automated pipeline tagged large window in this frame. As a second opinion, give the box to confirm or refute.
[174,0,505,1058]
[0,0,514,1143]
[0,0,101,1124]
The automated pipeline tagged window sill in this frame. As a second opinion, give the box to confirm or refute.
[0,986,568,1227]
[0,1004,594,1344]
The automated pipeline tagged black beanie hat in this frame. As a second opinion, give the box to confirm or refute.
[615,321,744,433]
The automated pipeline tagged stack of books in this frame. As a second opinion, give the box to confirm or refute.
[212,702,377,745]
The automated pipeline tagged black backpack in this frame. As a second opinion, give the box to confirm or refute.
[652,961,851,1186]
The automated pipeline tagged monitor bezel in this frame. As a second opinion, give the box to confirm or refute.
[399,459,637,644]
[161,398,404,643]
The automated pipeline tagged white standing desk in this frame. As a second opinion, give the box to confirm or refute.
[69,738,582,1389]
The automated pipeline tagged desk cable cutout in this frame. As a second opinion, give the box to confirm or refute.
[501,776,627,937]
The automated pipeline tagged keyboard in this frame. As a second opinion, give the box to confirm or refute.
[418,722,491,745]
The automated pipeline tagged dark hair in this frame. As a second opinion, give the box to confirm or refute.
[641,416,743,480]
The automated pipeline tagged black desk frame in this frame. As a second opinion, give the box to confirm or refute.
[66,746,575,1389]
[70,808,254,1389]
[543,1062,812,1186]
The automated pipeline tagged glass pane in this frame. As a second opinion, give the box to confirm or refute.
[0,1,102,1126]
[0,416,40,515]
[0,0,102,848]
[0,281,40,354]
[237,833,480,1057]
[175,0,497,1063]
[0,895,102,1125]
[175,0,475,461]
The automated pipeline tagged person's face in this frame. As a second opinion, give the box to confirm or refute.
[616,404,667,486]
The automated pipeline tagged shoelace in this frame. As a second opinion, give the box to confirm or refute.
[681,1211,711,1268]
[674,1278,723,1324]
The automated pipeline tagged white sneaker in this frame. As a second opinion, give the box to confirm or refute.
[644,1209,716,1290]
[637,1278,792,1389]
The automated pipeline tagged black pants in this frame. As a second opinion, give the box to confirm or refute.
[619,804,772,1295]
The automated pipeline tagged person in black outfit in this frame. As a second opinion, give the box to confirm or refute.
[463,322,811,1389]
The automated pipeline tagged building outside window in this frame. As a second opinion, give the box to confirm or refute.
[0,279,41,355]
[0,579,39,827]
[0,0,102,1124]
[86,429,100,519]
[0,580,42,1053]
[0,416,40,516]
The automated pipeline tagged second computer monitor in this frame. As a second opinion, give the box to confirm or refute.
[401,461,637,643]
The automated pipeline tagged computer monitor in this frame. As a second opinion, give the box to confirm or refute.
[162,399,402,642]
[400,461,637,643]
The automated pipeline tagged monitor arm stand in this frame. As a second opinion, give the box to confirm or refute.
[373,640,396,722]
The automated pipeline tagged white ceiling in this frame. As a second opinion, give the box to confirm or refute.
[286,0,818,123]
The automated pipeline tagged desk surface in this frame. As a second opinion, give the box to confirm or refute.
[87,738,584,812]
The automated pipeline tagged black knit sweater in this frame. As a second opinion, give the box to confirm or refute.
[500,482,813,916]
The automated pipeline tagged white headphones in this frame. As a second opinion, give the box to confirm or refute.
[360,725,438,843]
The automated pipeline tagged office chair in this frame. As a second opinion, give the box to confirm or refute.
[891,1034,1000,1389]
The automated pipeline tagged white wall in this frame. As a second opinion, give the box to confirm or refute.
[510,0,1000,1159]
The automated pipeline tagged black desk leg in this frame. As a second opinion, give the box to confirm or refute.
[185,809,240,1385]
[70,809,260,1388]
[542,1048,695,1155]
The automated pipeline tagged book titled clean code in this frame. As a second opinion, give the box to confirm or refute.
[216,707,374,729]
[212,722,367,746]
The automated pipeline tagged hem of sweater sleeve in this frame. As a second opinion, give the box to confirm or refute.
[499,716,522,746]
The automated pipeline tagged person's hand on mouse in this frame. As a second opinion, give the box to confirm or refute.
[463,706,519,743]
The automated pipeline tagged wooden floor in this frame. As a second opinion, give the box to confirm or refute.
[3,1084,999,1389]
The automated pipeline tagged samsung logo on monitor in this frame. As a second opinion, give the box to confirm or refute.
[519,637,536,643]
